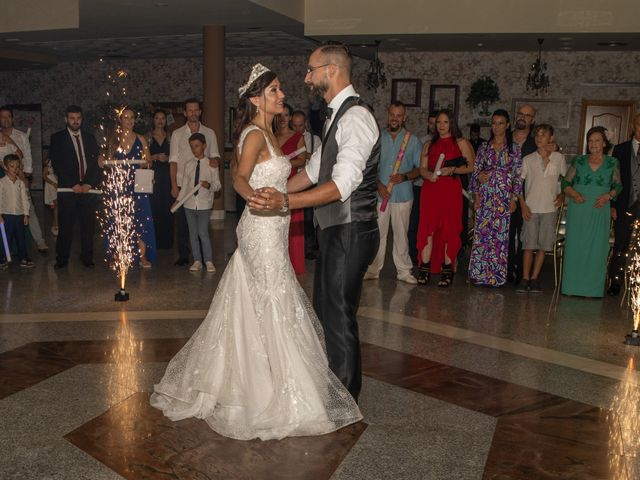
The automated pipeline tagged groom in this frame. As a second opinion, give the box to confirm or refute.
[248,43,380,401]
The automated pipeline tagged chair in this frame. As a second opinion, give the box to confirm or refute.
[547,200,566,288]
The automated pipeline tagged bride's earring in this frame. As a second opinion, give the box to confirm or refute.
[256,104,260,115]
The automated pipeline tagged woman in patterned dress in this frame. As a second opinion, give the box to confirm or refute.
[468,109,522,286]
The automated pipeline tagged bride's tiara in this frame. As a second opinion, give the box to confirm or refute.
[238,63,271,98]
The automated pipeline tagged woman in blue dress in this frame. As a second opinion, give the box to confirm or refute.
[108,108,156,267]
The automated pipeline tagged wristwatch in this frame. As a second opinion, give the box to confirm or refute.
[280,192,290,213]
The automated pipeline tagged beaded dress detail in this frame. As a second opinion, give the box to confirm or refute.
[151,125,362,440]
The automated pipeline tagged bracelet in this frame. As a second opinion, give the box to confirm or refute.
[280,192,289,213]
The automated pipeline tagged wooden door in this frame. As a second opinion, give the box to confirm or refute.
[578,100,636,154]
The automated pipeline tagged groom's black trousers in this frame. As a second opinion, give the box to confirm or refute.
[313,220,379,401]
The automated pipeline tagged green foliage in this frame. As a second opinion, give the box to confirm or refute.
[466,76,500,114]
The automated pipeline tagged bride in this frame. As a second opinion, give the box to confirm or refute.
[150,64,362,441]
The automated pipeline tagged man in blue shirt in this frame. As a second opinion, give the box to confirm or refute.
[364,101,422,283]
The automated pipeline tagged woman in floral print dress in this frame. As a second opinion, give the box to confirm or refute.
[468,109,522,286]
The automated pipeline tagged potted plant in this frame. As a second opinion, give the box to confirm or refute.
[466,76,500,117]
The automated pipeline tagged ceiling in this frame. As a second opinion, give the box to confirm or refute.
[0,0,638,71]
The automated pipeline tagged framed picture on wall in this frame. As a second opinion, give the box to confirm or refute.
[391,79,422,107]
[577,100,636,154]
[428,85,460,120]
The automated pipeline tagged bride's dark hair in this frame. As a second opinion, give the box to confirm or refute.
[233,69,278,142]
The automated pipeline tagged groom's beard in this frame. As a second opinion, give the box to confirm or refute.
[308,82,328,100]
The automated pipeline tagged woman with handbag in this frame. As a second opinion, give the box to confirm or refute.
[108,108,156,267]
[416,109,475,287]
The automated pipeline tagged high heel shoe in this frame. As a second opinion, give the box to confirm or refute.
[437,263,453,288]
[417,262,430,285]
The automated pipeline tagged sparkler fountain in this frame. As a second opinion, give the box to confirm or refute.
[625,219,640,345]
[96,63,138,301]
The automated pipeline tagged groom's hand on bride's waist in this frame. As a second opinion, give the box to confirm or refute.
[248,187,284,211]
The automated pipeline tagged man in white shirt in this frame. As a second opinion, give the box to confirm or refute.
[169,98,221,266]
[291,109,321,258]
[0,106,47,252]
[516,124,566,293]
[249,43,380,402]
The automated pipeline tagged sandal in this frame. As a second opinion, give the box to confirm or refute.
[417,262,431,285]
[438,263,453,288]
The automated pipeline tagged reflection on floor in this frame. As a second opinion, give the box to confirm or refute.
[1,212,640,479]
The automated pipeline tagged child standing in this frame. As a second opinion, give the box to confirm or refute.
[516,124,567,292]
[173,133,221,273]
[0,154,33,268]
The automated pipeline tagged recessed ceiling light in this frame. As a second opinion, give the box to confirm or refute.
[560,46,572,51]
[558,36,573,41]
[5,38,21,42]
[597,41,628,47]
[477,42,484,47]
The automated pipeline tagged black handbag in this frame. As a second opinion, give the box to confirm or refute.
[442,156,467,168]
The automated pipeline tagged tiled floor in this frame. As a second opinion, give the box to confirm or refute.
[1,206,639,479]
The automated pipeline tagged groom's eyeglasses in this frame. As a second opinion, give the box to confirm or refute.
[306,64,333,74]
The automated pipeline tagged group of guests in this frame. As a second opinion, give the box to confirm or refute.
[0,100,222,274]
[2,94,638,301]
[363,101,636,299]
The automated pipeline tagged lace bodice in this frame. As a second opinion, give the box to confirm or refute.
[237,125,290,193]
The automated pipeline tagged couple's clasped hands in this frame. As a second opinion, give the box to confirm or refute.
[248,187,285,211]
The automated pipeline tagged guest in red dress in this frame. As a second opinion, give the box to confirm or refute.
[276,103,307,274]
[416,110,475,287]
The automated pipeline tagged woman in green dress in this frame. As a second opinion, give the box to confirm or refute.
[561,126,622,297]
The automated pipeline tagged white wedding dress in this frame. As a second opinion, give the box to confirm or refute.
[150,125,362,440]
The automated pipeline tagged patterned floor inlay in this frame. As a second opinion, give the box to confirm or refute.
[0,338,632,479]
[65,392,367,480]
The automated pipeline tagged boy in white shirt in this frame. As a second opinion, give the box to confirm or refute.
[0,154,32,268]
[517,124,567,292]
[173,133,221,273]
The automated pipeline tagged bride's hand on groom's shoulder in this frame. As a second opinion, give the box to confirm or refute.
[248,187,282,211]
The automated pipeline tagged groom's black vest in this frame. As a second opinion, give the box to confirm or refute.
[314,96,380,229]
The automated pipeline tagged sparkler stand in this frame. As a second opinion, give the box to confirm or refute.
[115,288,130,302]
[624,330,640,346]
